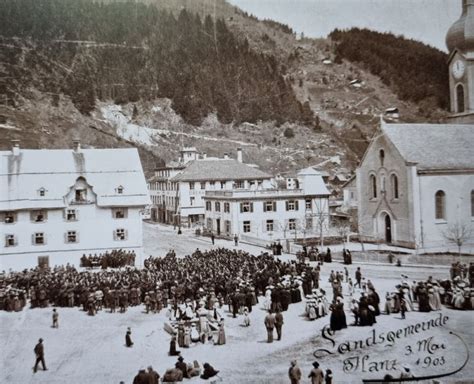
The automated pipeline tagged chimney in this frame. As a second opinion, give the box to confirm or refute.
[237,147,243,163]
[11,139,20,156]
[72,139,81,152]
[223,153,229,160]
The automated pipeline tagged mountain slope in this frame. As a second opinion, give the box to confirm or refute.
[0,0,310,126]
[0,0,450,181]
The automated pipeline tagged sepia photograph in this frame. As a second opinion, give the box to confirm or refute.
[0,0,473,383]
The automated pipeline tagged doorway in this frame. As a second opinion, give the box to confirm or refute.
[384,214,392,243]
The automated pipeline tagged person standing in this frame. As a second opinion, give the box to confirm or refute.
[275,309,284,341]
[308,361,324,384]
[132,368,149,384]
[288,360,302,384]
[264,310,276,343]
[52,308,58,328]
[217,318,226,345]
[234,234,239,246]
[324,369,333,384]
[147,366,160,384]
[125,327,133,347]
[33,338,47,373]
[211,232,215,245]
[355,267,362,289]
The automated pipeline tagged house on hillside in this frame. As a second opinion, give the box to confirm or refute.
[1,141,150,269]
[147,147,273,228]
[356,122,474,251]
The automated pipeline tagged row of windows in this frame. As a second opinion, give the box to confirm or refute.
[205,200,312,213]
[189,180,263,190]
[4,229,129,247]
[241,218,301,233]
[1,208,128,224]
[369,173,399,200]
[35,186,125,197]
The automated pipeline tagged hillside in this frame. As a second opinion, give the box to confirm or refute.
[0,0,450,183]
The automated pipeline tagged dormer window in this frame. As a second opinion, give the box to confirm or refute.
[38,188,46,197]
[116,186,124,194]
[75,189,87,202]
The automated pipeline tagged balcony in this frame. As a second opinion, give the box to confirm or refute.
[205,188,305,199]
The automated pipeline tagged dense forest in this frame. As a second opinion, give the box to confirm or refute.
[0,0,312,125]
[330,28,449,109]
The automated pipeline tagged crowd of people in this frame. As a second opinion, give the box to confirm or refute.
[80,249,136,269]
[2,245,473,383]
[130,357,219,383]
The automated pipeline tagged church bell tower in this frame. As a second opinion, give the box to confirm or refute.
[446,0,474,123]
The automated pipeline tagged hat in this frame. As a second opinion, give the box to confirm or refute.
[312,362,319,368]
[291,360,297,366]
[39,338,43,342]
[178,356,184,361]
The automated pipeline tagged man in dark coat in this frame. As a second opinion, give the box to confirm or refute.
[176,356,190,379]
[132,368,150,384]
[275,309,284,341]
[33,338,47,373]
[200,363,219,380]
[355,267,362,288]
[264,310,276,343]
[147,366,160,384]
[125,327,133,347]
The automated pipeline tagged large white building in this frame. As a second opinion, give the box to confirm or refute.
[148,147,273,227]
[203,168,330,247]
[356,122,474,251]
[0,142,150,269]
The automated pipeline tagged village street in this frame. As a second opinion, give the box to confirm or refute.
[1,222,472,384]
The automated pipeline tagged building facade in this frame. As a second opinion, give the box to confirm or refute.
[356,122,474,251]
[148,147,273,227]
[203,168,330,247]
[1,143,150,269]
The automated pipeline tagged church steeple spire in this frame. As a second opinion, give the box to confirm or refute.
[446,0,474,124]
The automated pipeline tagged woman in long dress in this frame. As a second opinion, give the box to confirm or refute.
[217,319,226,345]
[183,326,191,348]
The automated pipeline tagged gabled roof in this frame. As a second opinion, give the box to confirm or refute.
[171,159,271,182]
[382,123,474,171]
[1,148,150,210]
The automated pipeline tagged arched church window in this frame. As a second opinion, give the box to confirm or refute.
[435,190,446,220]
[379,149,385,166]
[390,174,399,199]
[369,174,377,199]
[456,84,465,113]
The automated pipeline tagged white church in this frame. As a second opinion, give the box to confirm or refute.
[356,2,474,252]
[0,142,150,269]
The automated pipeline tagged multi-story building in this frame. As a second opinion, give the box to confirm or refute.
[203,168,330,247]
[1,142,150,269]
[148,147,273,227]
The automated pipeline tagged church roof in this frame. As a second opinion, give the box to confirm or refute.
[171,159,271,182]
[382,123,474,171]
[0,148,150,210]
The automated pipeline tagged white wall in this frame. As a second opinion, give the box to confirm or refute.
[205,196,330,242]
[1,206,144,270]
[418,173,474,250]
